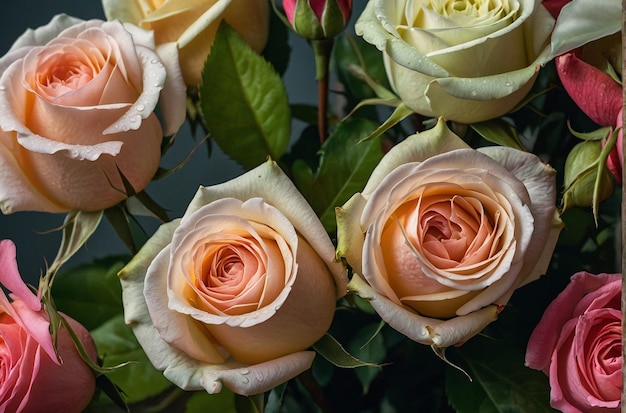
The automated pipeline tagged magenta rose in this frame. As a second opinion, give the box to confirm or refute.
[525,271,622,412]
[0,239,98,412]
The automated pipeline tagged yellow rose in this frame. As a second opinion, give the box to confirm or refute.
[337,118,563,347]
[355,0,555,123]
[103,0,270,85]
[120,160,347,395]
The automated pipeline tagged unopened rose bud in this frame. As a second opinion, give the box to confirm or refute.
[562,140,614,211]
[283,0,352,40]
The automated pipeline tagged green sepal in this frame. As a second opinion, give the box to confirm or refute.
[470,118,528,151]
[313,333,381,368]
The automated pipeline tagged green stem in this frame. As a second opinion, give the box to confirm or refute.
[312,38,334,145]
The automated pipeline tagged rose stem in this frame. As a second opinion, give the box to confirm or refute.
[313,38,334,146]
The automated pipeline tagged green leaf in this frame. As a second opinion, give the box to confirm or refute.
[52,256,128,331]
[185,389,236,413]
[313,333,380,368]
[446,336,555,413]
[292,117,384,232]
[91,315,172,404]
[567,123,611,141]
[348,323,387,394]
[44,210,103,278]
[199,22,291,170]
[333,34,392,102]
[470,119,528,151]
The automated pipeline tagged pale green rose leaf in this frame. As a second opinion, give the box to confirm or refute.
[45,210,103,277]
[335,192,368,276]
[199,22,290,170]
[550,0,621,58]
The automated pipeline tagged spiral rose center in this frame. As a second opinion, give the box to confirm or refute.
[427,0,513,19]
[31,42,108,100]
[183,222,289,317]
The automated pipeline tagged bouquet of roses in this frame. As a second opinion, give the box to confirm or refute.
[0,0,622,412]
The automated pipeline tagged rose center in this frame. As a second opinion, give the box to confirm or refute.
[36,54,95,97]
[427,0,512,19]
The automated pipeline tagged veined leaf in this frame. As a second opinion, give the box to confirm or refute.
[91,315,171,404]
[446,336,555,413]
[471,119,528,151]
[200,22,290,170]
[52,256,128,331]
[292,117,384,233]
[313,333,380,368]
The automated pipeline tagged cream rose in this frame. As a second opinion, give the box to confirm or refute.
[0,15,186,213]
[355,0,555,123]
[119,160,347,395]
[102,0,270,86]
[337,118,562,347]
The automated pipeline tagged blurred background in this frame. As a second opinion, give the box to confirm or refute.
[1,1,366,283]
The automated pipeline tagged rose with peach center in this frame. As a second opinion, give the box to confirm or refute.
[121,160,347,395]
[337,118,562,347]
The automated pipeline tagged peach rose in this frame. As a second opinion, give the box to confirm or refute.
[102,0,270,85]
[119,160,347,395]
[0,239,98,413]
[0,14,186,213]
[526,272,622,412]
[337,118,563,347]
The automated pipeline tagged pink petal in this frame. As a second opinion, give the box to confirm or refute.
[556,51,622,127]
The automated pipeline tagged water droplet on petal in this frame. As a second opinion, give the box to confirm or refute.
[151,59,159,64]
[240,369,250,375]
[504,81,512,87]
[470,90,477,97]
[136,104,145,112]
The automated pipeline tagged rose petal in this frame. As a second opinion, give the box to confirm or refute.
[556,51,622,127]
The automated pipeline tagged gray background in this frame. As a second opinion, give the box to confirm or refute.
[1,1,365,282]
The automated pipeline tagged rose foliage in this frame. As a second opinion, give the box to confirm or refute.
[0,0,622,412]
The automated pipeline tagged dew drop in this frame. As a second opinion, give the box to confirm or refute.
[470,90,477,97]
[504,81,512,87]
[240,369,250,375]
[136,104,145,112]
[151,59,159,64]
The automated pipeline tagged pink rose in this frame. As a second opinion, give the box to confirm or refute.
[337,118,563,348]
[555,32,622,183]
[0,239,98,412]
[526,271,622,412]
[0,14,186,213]
[119,160,347,395]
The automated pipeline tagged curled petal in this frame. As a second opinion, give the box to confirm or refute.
[556,52,622,126]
